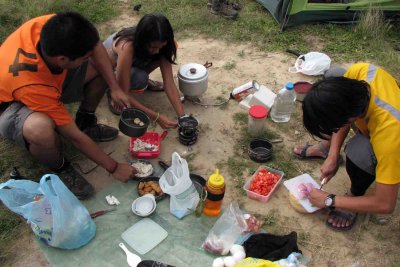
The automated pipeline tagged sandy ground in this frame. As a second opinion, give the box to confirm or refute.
[5,12,400,267]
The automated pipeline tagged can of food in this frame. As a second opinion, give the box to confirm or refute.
[230,80,260,100]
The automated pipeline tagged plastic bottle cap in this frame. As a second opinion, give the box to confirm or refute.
[249,105,268,119]
[208,169,225,188]
[285,82,294,90]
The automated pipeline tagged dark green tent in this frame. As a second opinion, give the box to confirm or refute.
[257,0,400,30]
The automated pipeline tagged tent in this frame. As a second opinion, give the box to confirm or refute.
[257,0,400,30]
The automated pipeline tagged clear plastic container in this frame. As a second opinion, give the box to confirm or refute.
[243,166,284,203]
[248,105,268,137]
[270,82,296,123]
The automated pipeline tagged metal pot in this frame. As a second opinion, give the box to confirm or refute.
[178,62,212,97]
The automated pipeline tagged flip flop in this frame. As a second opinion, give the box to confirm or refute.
[326,210,358,231]
[147,80,164,92]
[106,90,122,116]
[294,142,328,160]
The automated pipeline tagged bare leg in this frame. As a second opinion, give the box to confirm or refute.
[81,62,107,112]
[23,112,63,170]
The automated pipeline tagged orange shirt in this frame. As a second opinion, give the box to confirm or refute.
[0,14,72,126]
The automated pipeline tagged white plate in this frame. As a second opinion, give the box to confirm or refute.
[121,218,168,255]
[283,173,322,213]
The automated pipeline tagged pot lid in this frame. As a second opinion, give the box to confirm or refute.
[178,63,207,81]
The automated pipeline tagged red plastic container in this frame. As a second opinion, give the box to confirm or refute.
[243,166,284,203]
[130,131,168,158]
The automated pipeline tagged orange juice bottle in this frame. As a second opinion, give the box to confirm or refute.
[203,169,225,216]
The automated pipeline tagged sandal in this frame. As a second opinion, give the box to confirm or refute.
[294,142,328,160]
[106,90,121,116]
[147,79,164,92]
[326,210,358,231]
[293,142,344,164]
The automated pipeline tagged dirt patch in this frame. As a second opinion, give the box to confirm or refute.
[5,12,400,267]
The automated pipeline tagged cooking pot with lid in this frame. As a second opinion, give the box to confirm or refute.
[178,62,212,97]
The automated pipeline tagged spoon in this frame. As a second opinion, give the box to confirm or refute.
[119,242,141,267]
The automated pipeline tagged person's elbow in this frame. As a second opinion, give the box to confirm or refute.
[376,201,396,214]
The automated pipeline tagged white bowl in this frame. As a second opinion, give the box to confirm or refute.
[132,194,156,217]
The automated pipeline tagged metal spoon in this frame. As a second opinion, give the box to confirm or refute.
[119,243,141,267]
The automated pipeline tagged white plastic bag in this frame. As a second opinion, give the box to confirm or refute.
[289,52,331,76]
[159,152,199,219]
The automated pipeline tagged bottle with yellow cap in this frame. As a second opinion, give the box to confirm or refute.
[203,169,225,216]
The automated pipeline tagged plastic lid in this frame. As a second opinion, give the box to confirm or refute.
[249,105,268,119]
[208,169,225,188]
[285,82,294,90]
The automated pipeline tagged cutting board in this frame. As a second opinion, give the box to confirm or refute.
[283,174,322,213]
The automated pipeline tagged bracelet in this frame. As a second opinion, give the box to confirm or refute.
[153,112,160,123]
[107,160,118,174]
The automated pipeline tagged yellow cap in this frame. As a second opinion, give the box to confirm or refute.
[208,169,225,188]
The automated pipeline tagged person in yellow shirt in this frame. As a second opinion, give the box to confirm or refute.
[297,63,400,230]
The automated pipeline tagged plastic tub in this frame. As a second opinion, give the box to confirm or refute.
[130,131,168,158]
[248,105,268,137]
[243,166,284,203]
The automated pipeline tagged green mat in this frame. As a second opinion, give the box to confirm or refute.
[37,179,219,267]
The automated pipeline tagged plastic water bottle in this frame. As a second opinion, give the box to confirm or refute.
[270,82,296,122]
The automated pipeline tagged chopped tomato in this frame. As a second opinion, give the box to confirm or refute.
[249,168,281,196]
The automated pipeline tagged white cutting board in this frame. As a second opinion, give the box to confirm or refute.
[283,173,322,213]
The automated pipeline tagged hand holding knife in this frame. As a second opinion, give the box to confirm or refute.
[320,178,327,190]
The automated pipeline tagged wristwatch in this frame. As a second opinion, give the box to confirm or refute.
[324,194,336,210]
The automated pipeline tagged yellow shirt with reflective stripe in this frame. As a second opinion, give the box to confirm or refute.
[344,63,400,185]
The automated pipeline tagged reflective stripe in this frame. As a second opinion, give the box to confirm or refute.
[366,64,377,82]
[375,96,400,121]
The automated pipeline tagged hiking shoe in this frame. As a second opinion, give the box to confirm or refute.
[76,110,119,142]
[210,1,238,19]
[83,124,119,142]
[57,162,94,200]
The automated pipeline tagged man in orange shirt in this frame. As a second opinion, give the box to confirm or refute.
[0,12,137,199]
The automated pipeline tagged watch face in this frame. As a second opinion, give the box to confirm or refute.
[325,197,333,207]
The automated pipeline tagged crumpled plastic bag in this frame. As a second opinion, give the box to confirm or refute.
[289,52,331,76]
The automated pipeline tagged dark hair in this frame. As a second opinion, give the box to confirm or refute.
[40,12,99,60]
[114,13,176,64]
[302,77,370,140]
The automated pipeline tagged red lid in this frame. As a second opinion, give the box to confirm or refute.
[249,105,268,119]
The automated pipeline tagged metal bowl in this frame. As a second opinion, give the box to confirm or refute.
[119,108,150,137]
[248,138,273,162]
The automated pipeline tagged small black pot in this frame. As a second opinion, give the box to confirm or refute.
[248,138,273,163]
[119,108,150,137]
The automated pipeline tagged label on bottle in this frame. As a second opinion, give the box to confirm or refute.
[206,191,225,201]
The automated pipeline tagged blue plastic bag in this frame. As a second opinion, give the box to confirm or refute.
[0,174,96,249]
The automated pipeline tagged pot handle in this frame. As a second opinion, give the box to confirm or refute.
[203,61,213,68]
[160,130,168,141]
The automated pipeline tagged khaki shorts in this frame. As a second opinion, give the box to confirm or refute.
[0,62,88,149]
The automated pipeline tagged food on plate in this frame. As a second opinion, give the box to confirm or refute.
[132,138,158,152]
[131,161,153,177]
[297,182,314,199]
[138,181,164,197]
[248,168,281,196]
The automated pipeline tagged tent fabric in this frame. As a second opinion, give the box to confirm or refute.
[257,0,400,30]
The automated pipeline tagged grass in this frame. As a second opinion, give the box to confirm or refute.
[0,0,399,264]
[135,0,400,77]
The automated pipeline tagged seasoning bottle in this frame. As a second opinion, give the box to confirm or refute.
[248,105,268,137]
[203,169,225,216]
